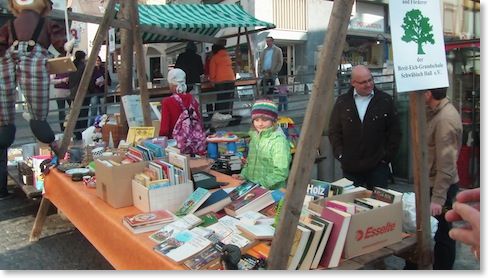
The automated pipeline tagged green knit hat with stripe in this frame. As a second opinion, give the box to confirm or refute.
[251,99,278,122]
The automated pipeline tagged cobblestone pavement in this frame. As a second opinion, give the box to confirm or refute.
[0,179,480,270]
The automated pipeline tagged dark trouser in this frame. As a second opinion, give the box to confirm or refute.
[56,98,71,131]
[74,97,90,141]
[342,162,390,190]
[0,148,7,195]
[433,183,458,269]
[404,183,458,270]
[262,77,275,96]
[214,82,235,115]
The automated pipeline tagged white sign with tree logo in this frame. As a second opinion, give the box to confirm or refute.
[389,0,449,93]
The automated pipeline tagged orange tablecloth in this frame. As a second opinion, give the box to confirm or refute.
[44,169,241,270]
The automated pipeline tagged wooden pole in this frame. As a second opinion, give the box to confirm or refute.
[117,0,133,127]
[128,0,151,126]
[59,0,117,157]
[244,27,256,78]
[267,0,355,269]
[235,27,241,73]
[408,92,433,269]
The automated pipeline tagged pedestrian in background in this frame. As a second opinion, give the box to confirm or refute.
[258,36,283,96]
[159,68,203,139]
[232,99,291,190]
[68,50,90,142]
[425,87,462,269]
[88,56,111,126]
[0,147,11,200]
[209,43,235,115]
[51,72,71,131]
[328,65,401,190]
[175,41,204,93]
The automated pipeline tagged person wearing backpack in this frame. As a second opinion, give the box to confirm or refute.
[232,99,291,190]
[159,68,206,155]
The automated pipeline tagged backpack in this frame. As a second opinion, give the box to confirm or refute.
[171,94,207,155]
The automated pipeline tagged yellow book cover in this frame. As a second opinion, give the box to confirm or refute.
[126,127,155,145]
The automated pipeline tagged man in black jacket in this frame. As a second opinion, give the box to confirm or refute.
[175,41,204,93]
[328,65,401,189]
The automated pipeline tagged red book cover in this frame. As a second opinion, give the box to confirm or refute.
[225,186,269,212]
[318,207,352,268]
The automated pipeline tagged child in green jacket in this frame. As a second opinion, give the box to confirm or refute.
[232,99,291,190]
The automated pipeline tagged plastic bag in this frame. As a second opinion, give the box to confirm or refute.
[402,192,438,240]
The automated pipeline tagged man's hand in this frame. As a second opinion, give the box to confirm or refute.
[231,174,243,180]
[430,202,443,216]
[446,202,480,260]
[445,188,480,222]
[445,188,480,260]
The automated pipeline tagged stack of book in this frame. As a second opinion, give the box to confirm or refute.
[122,210,175,234]
[194,189,232,216]
[224,186,275,217]
[371,186,403,204]
[330,178,355,195]
[219,153,242,171]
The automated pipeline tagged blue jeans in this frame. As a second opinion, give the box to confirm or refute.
[88,96,105,126]
[278,95,288,111]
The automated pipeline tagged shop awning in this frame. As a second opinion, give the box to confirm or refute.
[115,4,276,44]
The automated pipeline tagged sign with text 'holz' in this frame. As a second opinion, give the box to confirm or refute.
[389,0,449,93]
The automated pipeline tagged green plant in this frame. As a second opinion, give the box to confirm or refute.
[401,9,435,55]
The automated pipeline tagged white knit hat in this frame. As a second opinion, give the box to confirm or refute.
[167,68,187,93]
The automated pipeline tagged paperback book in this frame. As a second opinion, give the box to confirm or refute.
[175,187,211,216]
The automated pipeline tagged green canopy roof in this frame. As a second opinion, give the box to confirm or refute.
[115,4,275,43]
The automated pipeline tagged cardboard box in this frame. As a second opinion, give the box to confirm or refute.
[132,180,193,213]
[95,156,147,208]
[308,189,402,259]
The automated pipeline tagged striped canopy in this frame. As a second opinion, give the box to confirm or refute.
[116,4,275,43]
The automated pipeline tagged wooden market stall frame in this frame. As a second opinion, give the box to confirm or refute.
[29,0,432,270]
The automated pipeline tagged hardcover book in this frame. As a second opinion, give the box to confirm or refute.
[309,215,333,269]
[319,207,352,268]
[227,181,258,201]
[194,189,232,216]
[224,187,274,217]
[325,200,356,214]
[175,187,211,216]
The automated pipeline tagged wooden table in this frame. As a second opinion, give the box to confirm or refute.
[7,166,42,199]
[331,236,417,270]
[29,169,241,270]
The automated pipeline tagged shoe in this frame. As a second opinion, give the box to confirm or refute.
[0,191,14,200]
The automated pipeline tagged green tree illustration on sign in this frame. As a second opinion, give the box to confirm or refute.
[401,9,435,55]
